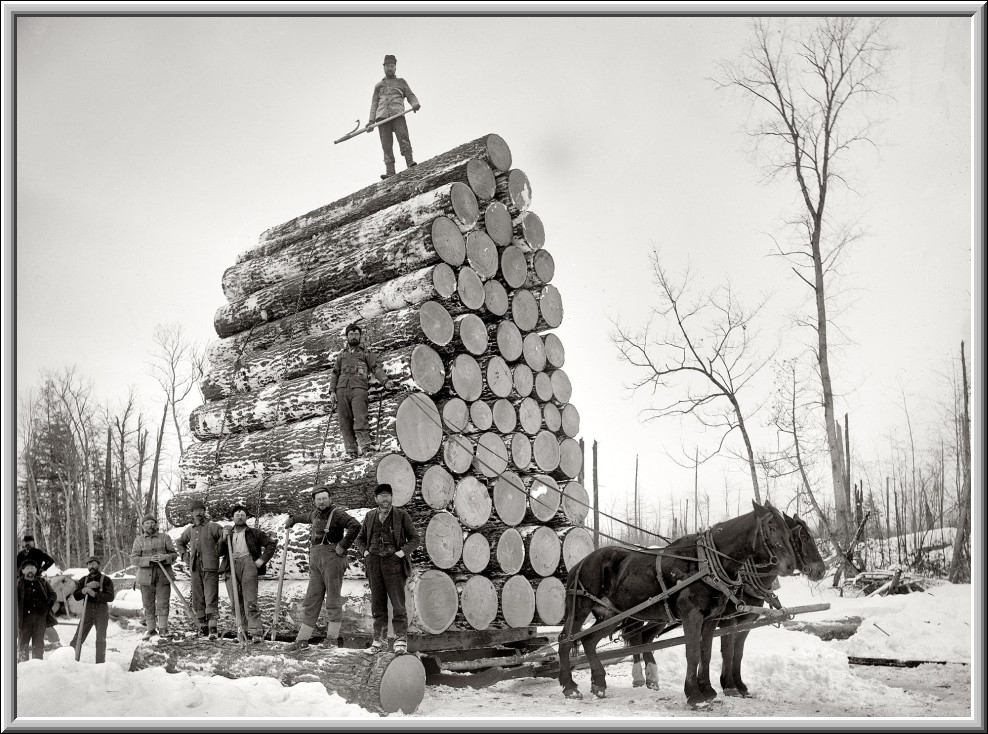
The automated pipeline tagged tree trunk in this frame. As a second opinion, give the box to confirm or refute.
[517,524,562,577]
[511,211,546,252]
[492,471,527,527]
[216,216,468,335]
[495,169,532,217]
[473,431,509,478]
[534,576,566,625]
[525,249,556,289]
[492,320,523,362]
[419,464,456,510]
[499,245,530,289]
[455,575,499,630]
[452,475,492,529]
[949,341,971,583]
[481,200,513,247]
[455,313,490,356]
[239,134,510,263]
[465,231,499,279]
[493,575,536,628]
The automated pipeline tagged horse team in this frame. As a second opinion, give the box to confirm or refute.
[557,501,826,709]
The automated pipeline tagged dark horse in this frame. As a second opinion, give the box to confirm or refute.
[624,511,827,694]
[557,501,798,708]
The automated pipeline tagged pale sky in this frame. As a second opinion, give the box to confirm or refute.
[10,9,980,531]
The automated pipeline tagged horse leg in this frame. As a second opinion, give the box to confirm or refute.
[559,600,592,700]
[697,618,719,703]
[731,627,754,698]
[719,619,740,696]
[682,608,705,708]
[582,628,611,699]
[630,629,646,687]
[642,626,661,690]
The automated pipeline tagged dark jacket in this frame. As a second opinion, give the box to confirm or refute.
[368,76,419,122]
[288,506,361,551]
[18,575,57,620]
[72,572,116,608]
[175,520,225,572]
[355,507,420,577]
[330,347,388,392]
[217,525,278,575]
[17,547,56,574]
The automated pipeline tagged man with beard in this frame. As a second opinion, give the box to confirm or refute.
[365,54,421,180]
[328,322,398,458]
[284,486,361,651]
[355,483,419,655]
[17,559,57,661]
[67,556,116,663]
[175,499,225,639]
[130,515,179,641]
[217,505,278,644]
[17,535,56,575]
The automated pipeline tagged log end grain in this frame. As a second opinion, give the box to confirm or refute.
[538,284,564,329]
[509,433,532,472]
[535,577,566,625]
[407,570,458,634]
[456,266,486,310]
[532,249,556,286]
[543,331,565,368]
[496,528,525,574]
[495,320,523,362]
[561,480,590,525]
[505,169,533,213]
[510,288,539,333]
[561,526,595,571]
[493,471,527,526]
[411,344,446,394]
[558,438,583,480]
[529,474,561,522]
[474,431,509,478]
[443,434,476,475]
[542,402,562,433]
[461,532,491,573]
[441,397,469,433]
[482,280,508,317]
[501,575,535,628]
[425,511,464,569]
[459,575,498,631]
[419,300,455,347]
[483,201,513,247]
[534,371,553,402]
[492,398,518,434]
[432,262,458,298]
[465,231,499,279]
[377,453,417,506]
[466,159,497,201]
[522,332,547,372]
[533,430,562,473]
[431,216,467,267]
[485,355,513,399]
[453,475,492,528]
[421,463,456,509]
[500,245,529,289]
[379,654,427,714]
[560,402,580,438]
[512,364,534,399]
[517,396,542,435]
[450,353,483,402]
[468,399,493,431]
[484,134,513,173]
[457,313,489,356]
[450,181,480,229]
[396,394,443,462]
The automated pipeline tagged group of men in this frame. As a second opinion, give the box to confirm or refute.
[16,535,116,664]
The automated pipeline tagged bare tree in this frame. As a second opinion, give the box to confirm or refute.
[612,252,773,501]
[948,341,971,582]
[716,18,893,548]
[147,323,206,457]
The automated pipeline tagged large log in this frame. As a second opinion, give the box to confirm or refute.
[511,211,545,252]
[524,474,561,523]
[534,284,564,330]
[455,266,486,310]
[455,575,499,631]
[499,245,529,289]
[542,402,561,433]
[472,431,509,478]
[492,320,523,362]
[480,354,513,401]
[201,300,456,400]
[514,396,542,435]
[459,533,491,574]
[129,639,426,715]
[405,569,459,634]
[509,288,539,332]
[481,200,513,247]
[214,217,467,336]
[468,400,494,431]
[190,345,444,440]
[207,264,464,368]
[522,332,546,372]
[512,364,534,399]
[440,397,469,432]
[482,280,509,317]
[452,475,491,529]
[420,464,456,510]
[560,403,580,438]
[494,575,536,628]
[443,434,475,474]
[455,313,489,356]
[558,526,595,572]
[518,525,562,578]
[509,433,533,472]
[560,480,590,526]
[534,371,554,402]
[465,230,499,279]
[492,471,527,526]
[535,576,566,625]
[450,354,483,401]
[395,393,444,462]
[495,169,532,217]
[421,511,463,570]
[180,398,402,485]
[492,527,524,574]
[542,331,565,368]
[491,399,517,434]
[549,368,574,404]
[532,430,561,473]
[556,437,583,480]
[525,249,556,289]
[240,134,511,263]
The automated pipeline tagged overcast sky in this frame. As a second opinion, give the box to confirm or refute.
[12,10,978,530]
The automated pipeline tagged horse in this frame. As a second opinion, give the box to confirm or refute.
[625,511,826,692]
[558,500,798,709]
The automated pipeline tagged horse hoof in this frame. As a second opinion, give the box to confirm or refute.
[646,680,660,691]
[591,686,607,699]
[688,700,712,711]
[723,687,742,698]
[632,680,645,688]
[563,689,583,700]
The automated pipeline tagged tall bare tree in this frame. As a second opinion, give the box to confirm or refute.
[716,18,892,547]
[948,341,971,582]
[147,322,206,457]
[612,252,773,501]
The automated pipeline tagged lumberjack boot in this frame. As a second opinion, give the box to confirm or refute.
[321,620,342,650]
[404,154,417,169]
[380,162,396,180]
[288,623,314,652]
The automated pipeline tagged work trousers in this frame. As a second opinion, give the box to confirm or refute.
[226,557,262,635]
[377,115,413,167]
[140,580,171,632]
[300,545,348,627]
[190,568,220,624]
[337,386,370,454]
[68,604,109,663]
[18,613,47,661]
[366,553,408,640]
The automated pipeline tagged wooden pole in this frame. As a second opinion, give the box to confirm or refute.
[592,440,599,548]
[693,446,699,533]
[634,455,639,545]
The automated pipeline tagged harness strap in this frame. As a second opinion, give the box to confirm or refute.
[655,557,676,625]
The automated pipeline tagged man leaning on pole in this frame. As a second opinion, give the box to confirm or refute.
[175,499,225,639]
[130,514,178,641]
[67,556,116,663]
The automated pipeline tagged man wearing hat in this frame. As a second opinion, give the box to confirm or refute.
[17,558,57,661]
[328,322,399,459]
[17,534,56,576]
[130,515,179,641]
[284,486,361,650]
[217,504,278,644]
[175,498,225,639]
[365,54,421,180]
[355,483,420,655]
[67,556,116,663]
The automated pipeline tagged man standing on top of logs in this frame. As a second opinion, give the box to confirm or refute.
[285,486,361,651]
[175,499,225,640]
[130,514,179,641]
[366,54,421,180]
[67,556,116,663]
[355,483,420,655]
[17,558,57,661]
[218,504,278,644]
[328,322,399,458]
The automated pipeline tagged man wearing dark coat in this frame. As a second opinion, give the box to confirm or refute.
[355,483,420,655]
[175,499,225,639]
[17,535,56,575]
[67,556,116,663]
[17,559,57,661]
[365,54,421,180]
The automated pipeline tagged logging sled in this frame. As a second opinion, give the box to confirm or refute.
[136,132,828,715]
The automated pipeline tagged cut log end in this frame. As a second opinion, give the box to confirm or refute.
[461,532,492,574]
[457,313,489,356]
[466,159,497,201]
[457,267,486,310]
[510,289,539,332]
[513,211,546,251]
[561,480,590,525]
[484,134,513,173]
[469,399,493,431]
[441,397,469,433]
[500,246,529,289]
[483,280,509,317]
[538,285,564,329]
[459,575,498,631]
[523,332,547,372]
[411,344,446,394]
[493,471,527,526]
[483,201,513,247]
[453,475,492,528]
[407,570,458,634]
[496,528,525,574]
[536,577,566,625]
[474,431,509,478]
[377,453,416,506]
[419,300,455,347]
[485,355,513,399]
[431,216,467,266]
[425,511,464,569]
[450,182,480,229]
[500,575,536,628]
[396,393,443,462]
[531,249,555,285]
[466,231,499,279]
[451,354,483,402]
[421,464,456,509]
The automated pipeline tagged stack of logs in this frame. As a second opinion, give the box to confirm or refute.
[168,133,594,642]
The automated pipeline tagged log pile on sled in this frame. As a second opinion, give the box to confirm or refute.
[162,133,593,646]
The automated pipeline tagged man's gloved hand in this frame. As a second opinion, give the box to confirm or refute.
[284,518,295,530]
[86,581,100,590]
[412,103,421,112]
[335,544,346,557]
[365,124,375,134]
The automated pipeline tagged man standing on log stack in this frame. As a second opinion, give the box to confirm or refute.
[218,505,278,644]
[130,515,179,641]
[328,323,399,458]
[355,483,420,655]
[67,556,116,663]
[284,486,361,651]
[175,499,225,640]
[366,54,421,180]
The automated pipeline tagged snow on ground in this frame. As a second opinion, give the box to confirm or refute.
[15,576,975,722]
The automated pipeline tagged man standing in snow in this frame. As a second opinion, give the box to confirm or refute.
[175,499,225,639]
[130,515,178,641]
[328,322,398,458]
[355,483,419,655]
[365,54,421,180]
[284,486,361,651]
[218,504,278,644]
[67,556,116,663]
[17,559,57,661]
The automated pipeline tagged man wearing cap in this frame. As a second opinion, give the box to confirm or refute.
[366,54,421,180]
[17,535,56,575]
[284,486,361,651]
[67,556,116,663]
[17,559,57,661]
[130,515,179,641]
[355,483,420,655]
[217,504,278,644]
[329,322,399,458]
[175,499,225,639]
